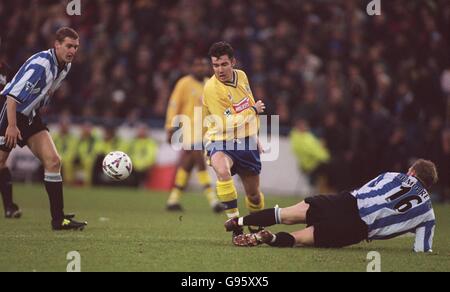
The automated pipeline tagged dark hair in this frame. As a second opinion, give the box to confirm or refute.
[55,27,79,43]
[411,159,438,189]
[208,41,234,59]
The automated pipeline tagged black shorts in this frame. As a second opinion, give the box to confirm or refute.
[305,192,368,248]
[0,96,48,152]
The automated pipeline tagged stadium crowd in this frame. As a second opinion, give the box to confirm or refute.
[0,0,448,200]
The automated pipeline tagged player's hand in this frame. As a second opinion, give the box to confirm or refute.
[257,139,265,154]
[254,100,266,114]
[5,125,23,149]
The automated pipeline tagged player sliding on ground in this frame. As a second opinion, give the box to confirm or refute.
[225,159,437,252]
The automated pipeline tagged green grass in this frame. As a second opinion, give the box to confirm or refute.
[0,184,449,272]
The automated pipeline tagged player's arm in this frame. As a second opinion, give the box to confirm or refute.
[236,72,265,144]
[2,61,50,148]
[5,96,22,148]
[204,85,265,131]
[2,61,49,104]
[165,79,185,143]
[231,73,265,129]
[413,220,435,253]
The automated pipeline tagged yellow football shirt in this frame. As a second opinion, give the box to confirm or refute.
[203,69,259,142]
[165,75,205,146]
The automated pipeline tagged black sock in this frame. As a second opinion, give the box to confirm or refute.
[44,174,65,221]
[242,208,277,227]
[268,232,296,248]
[0,168,13,211]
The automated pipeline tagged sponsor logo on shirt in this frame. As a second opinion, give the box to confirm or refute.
[232,97,250,113]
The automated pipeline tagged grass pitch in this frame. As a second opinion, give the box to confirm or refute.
[0,184,449,272]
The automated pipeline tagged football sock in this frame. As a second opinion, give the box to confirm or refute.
[44,172,65,222]
[197,170,212,186]
[245,192,265,213]
[174,168,189,189]
[0,168,13,210]
[216,179,239,218]
[167,188,182,205]
[197,170,219,207]
[167,168,189,205]
[240,207,280,227]
[267,232,296,248]
[203,187,220,207]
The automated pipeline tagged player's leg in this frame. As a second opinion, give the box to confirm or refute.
[210,151,240,219]
[239,173,265,232]
[225,201,309,231]
[0,149,21,218]
[193,150,224,213]
[233,226,315,248]
[166,150,195,211]
[240,173,265,213]
[27,131,86,230]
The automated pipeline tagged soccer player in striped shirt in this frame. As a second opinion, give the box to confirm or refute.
[226,159,437,252]
[0,27,87,230]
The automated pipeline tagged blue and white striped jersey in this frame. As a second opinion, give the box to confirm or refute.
[351,172,435,252]
[0,49,71,118]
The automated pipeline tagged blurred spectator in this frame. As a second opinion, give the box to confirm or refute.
[0,0,447,196]
[290,118,330,191]
[127,123,158,187]
[52,115,78,184]
[73,122,100,186]
[441,127,450,202]
[92,125,128,186]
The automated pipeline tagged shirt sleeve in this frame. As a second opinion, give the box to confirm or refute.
[414,220,435,252]
[2,63,48,104]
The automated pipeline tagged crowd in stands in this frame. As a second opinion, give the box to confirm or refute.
[0,0,448,199]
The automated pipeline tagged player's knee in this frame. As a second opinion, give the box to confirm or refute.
[44,155,62,172]
[216,167,232,181]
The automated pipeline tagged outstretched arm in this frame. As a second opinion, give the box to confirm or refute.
[414,220,435,252]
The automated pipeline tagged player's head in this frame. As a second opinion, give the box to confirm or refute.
[191,56,210,81]
[80,121,93,138]
[407,159,438,189]
[208,41,236,83]
[54,27,79,64]
[136,123,150,138]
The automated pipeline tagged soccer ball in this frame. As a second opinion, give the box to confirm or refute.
[102,151,133,181]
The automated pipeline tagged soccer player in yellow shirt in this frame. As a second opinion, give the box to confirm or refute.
[203,42,266,241]
[165,56,225,213]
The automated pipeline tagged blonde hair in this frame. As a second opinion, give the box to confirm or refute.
[411,159,438,189]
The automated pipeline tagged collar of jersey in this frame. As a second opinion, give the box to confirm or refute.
[222,71,238,88]
[50,49,69,72]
